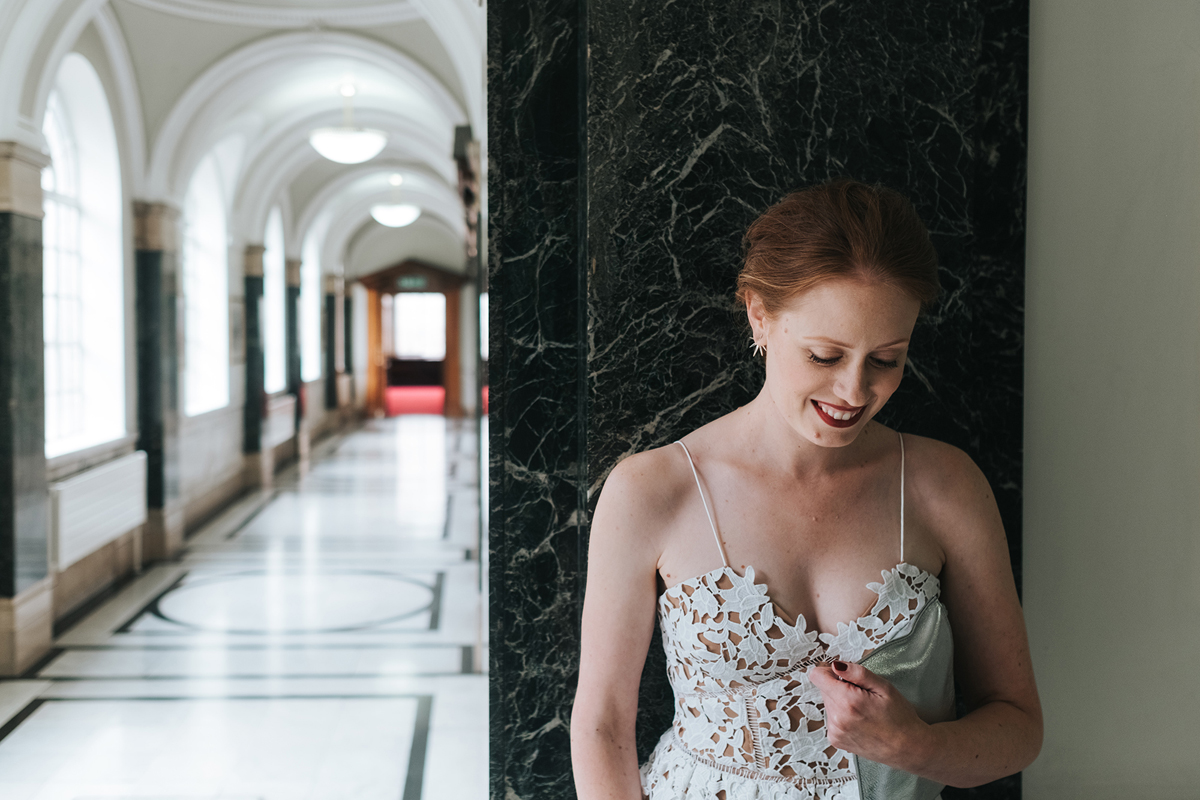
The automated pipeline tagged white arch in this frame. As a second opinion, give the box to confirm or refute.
[407,0,484,134]
[293,163,464,278]
[344,216,466,280]
[318,186,465,278]
[91,5,147,196]
[234,107,457,246]
[146,29,467,202]
[294,162,459,244]
[0,0,107,148]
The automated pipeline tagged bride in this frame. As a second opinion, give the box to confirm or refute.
[571,179,1042,799]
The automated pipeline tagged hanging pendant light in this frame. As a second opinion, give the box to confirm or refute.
[309,84,387,164]
[370,203,421,227]
[371,173,420,227]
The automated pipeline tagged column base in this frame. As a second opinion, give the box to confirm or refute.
[0,577,53,677]
[143,505,185,562]
[244,450,275,490]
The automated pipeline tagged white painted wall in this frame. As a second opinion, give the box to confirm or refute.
[1025,2,1200,797]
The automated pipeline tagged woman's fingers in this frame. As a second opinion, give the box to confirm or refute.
[810,659,926,764]
[810,660,885,697]
[829,660,888,694]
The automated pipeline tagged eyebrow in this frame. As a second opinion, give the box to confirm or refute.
[804,336,910,349]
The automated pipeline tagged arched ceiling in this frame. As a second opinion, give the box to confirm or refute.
[0,0,484,279]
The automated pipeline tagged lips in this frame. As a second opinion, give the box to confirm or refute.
[811,400,865,428]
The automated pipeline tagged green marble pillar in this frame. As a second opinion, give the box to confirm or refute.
[285,258,301,425]
[133,202,183,562]
[243,245,265,454]
[324,275,338,410]
[0,141,52,675]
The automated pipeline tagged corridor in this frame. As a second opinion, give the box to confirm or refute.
[0,417,487,800]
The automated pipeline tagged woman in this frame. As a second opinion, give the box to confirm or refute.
[571,179,1042,800]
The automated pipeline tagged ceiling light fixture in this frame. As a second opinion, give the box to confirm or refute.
[308,82,387,164]
[370,203,421,228]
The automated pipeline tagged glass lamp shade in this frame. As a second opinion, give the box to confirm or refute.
[370,203,421,228]
[308,127,387,164]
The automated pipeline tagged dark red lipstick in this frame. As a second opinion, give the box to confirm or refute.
[811,400,865,428]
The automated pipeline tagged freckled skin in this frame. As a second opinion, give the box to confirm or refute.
[572,277,1043,797]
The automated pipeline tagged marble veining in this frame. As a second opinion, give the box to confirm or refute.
[135,249,182,509]
[0,212,49,596]
[491,1,1027,799]
[488,1,585,799]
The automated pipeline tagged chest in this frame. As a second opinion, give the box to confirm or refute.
[658,464,922,635]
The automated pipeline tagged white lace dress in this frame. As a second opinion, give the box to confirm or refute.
[640,438,940,799]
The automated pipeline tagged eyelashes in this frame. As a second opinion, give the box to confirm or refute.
[807,353,901,369]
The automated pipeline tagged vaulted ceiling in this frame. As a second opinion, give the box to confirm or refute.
[0,0,484,278]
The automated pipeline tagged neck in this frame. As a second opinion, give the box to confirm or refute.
[735,385,884,478]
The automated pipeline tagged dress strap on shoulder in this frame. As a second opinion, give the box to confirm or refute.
[674,440,729,568]
[898,431,906,563]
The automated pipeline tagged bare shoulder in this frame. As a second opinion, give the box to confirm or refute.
[899,433,1005,554]
[591,442,698,563]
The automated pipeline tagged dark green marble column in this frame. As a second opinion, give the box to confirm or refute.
[285,258,303,438]
[243,245,265,454]
[0,141,52,675]
[323,275,338,411]
[133,203,183,563]
[241,245,274,487]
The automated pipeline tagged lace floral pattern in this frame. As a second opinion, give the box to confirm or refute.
[642,563,940,799]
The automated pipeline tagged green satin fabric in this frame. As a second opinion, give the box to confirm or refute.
[851,597,955,800]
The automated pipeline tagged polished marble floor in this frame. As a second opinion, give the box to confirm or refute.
[0,415,487,800]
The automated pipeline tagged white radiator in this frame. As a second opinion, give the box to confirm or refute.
[50,450,147,571]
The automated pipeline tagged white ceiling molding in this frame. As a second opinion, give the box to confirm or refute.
[120,0,422,28]
[146,29,467,201]
[93,4,148,195]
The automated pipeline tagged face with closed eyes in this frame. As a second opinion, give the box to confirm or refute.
[747,276,921,447]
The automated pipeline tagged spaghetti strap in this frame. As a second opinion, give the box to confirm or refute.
[674,441,729,568]
[898,431,906,563]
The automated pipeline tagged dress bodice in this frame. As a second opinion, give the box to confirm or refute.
[643,562,941,798]
[640,435,952,800]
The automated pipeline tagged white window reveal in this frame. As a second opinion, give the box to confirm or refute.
[182,153,230,416]
[41,53,126,457]
[394,292,446,361]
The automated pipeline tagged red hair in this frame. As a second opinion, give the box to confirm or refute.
[737,179,940,315]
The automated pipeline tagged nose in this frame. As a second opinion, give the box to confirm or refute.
[833,361,871,407]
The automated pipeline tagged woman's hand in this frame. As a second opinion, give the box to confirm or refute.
[808,660,933,770]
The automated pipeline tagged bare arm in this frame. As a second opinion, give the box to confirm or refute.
[811,443,1042,787]
[571,453,670,800]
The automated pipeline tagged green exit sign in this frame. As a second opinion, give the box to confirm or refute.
[398,275,427,290]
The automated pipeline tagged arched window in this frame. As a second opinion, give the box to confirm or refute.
[182,153,230,416]
[300,232,321,382]
[262,207,286,394]
[42,52,125,457]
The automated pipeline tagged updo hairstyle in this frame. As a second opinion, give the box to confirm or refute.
[736,179,940,316]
